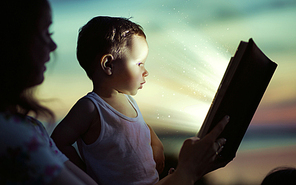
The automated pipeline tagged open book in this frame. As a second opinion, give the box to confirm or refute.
[197,38,277,161]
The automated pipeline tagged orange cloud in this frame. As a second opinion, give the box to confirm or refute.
[252,101,296,125]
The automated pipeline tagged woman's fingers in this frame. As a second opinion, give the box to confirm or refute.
[176,116,231,181]
[202,115,229,159]
[212,138,227,162]
[206,115,229,141]
[214,138,226,155]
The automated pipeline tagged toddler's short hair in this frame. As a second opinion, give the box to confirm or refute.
[77,16,146,79]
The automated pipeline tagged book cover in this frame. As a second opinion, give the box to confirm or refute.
[197,38,277,161]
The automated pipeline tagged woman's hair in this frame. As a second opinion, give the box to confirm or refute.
[76,16,146,79]
[0,0,55,122]
[261,167,296,185]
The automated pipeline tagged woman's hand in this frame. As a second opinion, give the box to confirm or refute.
[176,115,230,183]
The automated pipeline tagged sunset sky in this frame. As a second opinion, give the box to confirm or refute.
[42,0,296,184]
[43,0,296,130]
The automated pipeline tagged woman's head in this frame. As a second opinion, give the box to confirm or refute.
[0,0,56,120]
[76,16,146,79]
[28,1,57,86]
[1,0,56,89]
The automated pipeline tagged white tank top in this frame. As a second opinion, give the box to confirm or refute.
[77,92,159,185]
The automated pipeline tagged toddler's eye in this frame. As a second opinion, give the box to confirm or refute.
[137,62,144,66]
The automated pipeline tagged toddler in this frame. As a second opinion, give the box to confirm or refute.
[51,16,164,185]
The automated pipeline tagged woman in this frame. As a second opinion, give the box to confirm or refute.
[0,0,97,184]
[0,0,230,184]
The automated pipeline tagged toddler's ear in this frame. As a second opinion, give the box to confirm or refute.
[101,54,114,75]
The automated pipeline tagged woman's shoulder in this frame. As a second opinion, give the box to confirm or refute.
[0,112,46,134]
[0,112,65,184]
[0,112,46,151]
[0,112,34,133]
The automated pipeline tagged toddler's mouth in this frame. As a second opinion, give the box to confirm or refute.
[139,82,146,89]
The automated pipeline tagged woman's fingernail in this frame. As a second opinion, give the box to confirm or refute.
[168,168,175,174]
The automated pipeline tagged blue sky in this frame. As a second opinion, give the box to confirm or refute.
[44,0,296,132]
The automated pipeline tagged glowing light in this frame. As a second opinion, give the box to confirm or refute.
[135,27,230,133]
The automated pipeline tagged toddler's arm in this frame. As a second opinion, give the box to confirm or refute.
[147,124,165,174]
[51,98,98,171]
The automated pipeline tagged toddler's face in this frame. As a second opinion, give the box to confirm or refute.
[112,35,149,95]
